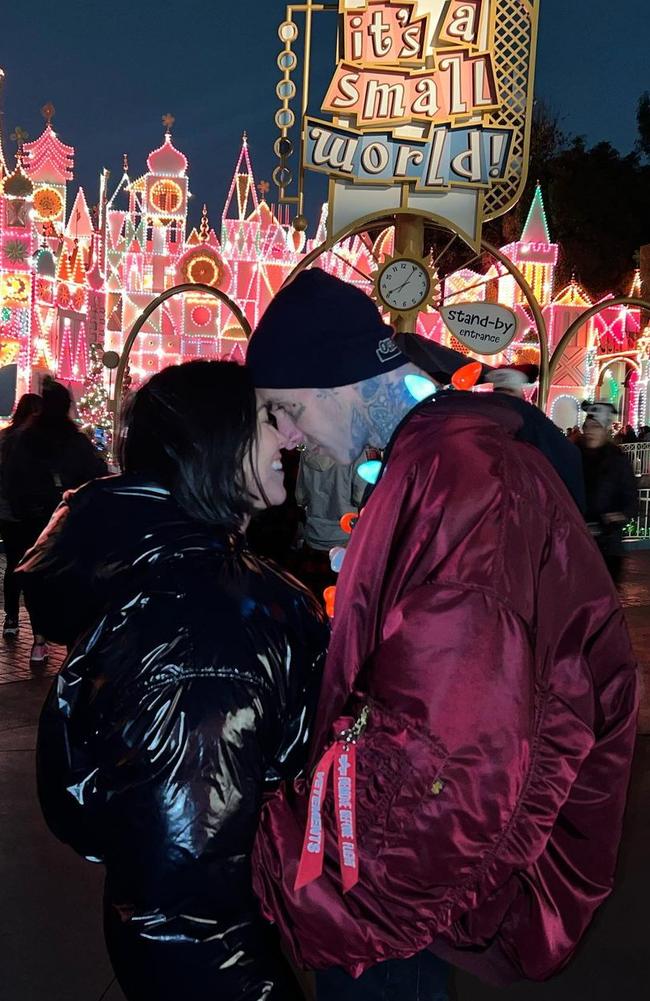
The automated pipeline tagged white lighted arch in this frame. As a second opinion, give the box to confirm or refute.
[550,393,581,429]
[595,355,642,384]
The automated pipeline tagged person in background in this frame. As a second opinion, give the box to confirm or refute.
[623,423,638,443]
[4,378,107,663]
[247,269,637,999]
[578,401,639,583]
[20,361,328,1001]
[481,362,585,510]
[295,450,366,600]
[0,393,42,637]
[638,424,650,443]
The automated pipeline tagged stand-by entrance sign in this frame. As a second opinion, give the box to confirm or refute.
[440,301,518,354]
[298,0,539,248]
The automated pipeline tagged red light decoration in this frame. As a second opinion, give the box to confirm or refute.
[452,362,482,391]
[340,512,358,534]
[191,305,213,327]
[323,586,337,619]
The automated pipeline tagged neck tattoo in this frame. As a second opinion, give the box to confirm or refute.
[353,373,416,453]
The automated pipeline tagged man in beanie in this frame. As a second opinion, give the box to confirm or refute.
[249,269,638,997]
[578,401,638,583]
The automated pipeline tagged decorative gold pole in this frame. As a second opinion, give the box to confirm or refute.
[392,214,425,334]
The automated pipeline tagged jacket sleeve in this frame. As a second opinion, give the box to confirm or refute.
[3,436,35,519]
[69,433,108,487]
[18,489,99,645]
[39,665,303,999]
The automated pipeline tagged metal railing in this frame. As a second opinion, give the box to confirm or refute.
[622,442,650,477]
[624,489,650,542]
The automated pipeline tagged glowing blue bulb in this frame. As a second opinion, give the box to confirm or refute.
[357,460,382,485]
[329,546,346,573]
[404,374,437,402]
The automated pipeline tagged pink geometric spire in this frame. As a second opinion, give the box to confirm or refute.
[23,124,74,183]
[628,269,642,297]
[66,187,94,241]
[223,132,259,221]
[520,183,551,245]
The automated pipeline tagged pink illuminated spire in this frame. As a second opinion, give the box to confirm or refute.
[520,183,551,245]
[23,118,74,183]
[223,132,259,221]
[628,269,642,298]
[66,187,94,241]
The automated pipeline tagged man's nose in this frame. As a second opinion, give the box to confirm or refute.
[275,410,304,450]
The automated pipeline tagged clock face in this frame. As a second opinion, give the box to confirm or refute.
[378,259,431,312]
[150,179,183,214]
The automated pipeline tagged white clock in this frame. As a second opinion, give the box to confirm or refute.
[375,257,434,314]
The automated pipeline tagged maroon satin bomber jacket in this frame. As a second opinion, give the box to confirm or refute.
[253,393,639,985]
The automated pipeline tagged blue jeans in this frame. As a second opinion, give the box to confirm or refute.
[315,951,449,1000]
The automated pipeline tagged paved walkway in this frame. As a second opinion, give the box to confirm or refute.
[1,552,649,1000]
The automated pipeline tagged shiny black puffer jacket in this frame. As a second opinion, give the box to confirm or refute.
[21,476,328,1001]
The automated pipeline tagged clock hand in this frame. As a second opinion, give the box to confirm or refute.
[391,266,418,294]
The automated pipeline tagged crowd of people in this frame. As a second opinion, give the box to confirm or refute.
[566,422,650,444]
[0,270,641,1001]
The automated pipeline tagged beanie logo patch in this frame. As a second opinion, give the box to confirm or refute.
[376,337,401,364]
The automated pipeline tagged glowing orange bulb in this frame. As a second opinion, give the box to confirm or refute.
[452,362,482,391]
[323,586,337,618]
[340,512,358,534]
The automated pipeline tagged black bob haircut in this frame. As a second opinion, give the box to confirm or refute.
[120,360,259,529]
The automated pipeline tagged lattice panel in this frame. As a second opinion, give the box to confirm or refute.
[553,345,586,388]
[484,0,537,220]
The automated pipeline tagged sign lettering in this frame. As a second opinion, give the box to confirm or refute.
[298,0,539,245]
[305,119,512,189]
[440,302,518,354]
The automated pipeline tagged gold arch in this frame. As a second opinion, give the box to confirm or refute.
[549,297,650,388]
[113,282,251,434]
[282,209,550,407]
[596,354,642,384]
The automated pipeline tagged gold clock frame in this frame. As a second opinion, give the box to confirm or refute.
[372,252,440,325]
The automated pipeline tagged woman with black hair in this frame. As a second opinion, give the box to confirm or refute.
[3,377,107,661]
[20,361,327,1001]
[0,392,42,637]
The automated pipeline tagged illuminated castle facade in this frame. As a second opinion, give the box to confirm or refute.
[0,107,648,427]
[414,185,649,429]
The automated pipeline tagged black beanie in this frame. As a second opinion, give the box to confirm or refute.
[246,268,406,388]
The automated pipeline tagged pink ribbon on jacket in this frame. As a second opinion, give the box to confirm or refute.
[294,723,360,894]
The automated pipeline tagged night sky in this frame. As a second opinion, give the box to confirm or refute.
[1,1,648,232]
